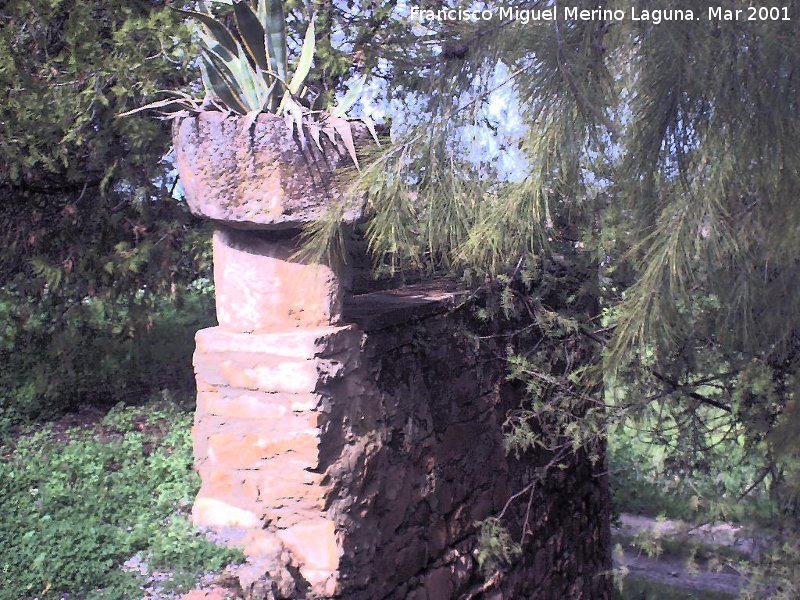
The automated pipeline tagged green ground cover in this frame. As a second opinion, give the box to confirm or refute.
[0,401,241,600]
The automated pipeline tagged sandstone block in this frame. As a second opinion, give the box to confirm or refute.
[195,470,249,502]
[301,569,337,596]
[213,228,342,332]
[205,430,320,470]
[241,529,284,560]
[195,325,358,358]
[276,518,340,572]
[193,351,320,394]
[194,395,320,430]
[236,555,298,600]
[241,472,327,510]
[192,496,261,529]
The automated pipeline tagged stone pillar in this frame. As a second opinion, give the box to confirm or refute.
[191,227,358,597]
[172,111,370,598]
[175,112,611,600]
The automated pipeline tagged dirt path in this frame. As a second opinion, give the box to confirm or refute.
[615,548,741,597]
[611,513,766,598]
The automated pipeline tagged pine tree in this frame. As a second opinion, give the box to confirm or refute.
[314,0,800,587]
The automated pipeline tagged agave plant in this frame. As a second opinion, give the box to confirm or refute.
[124,0,377,166]
[184,0,313,117]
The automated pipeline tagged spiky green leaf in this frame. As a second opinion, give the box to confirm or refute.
[233,0,268,71]
[330,75,365,118]
[264,0,288,80]
[172,9,240,57]
[288,20,315,95]
[328,115,359,169]
[202,54,249,113]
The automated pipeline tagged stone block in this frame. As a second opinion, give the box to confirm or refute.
[195,469,251,503]
[195,324,358,358]
[213,228,342,331]
[241,529,284,559]
[195,394,320,429]
[192,496,261,529]
[277,518,340,573]
[192,327,360,394]
[239,467,324,499]
[193,351,320,394]
[205,429,320,471]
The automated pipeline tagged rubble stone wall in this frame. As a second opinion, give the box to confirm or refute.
[192,278,611,599]
[325,289,612,599]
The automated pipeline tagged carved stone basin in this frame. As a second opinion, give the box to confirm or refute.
[173,111,365,229]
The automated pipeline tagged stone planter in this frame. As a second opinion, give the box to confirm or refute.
[173,111,365,229]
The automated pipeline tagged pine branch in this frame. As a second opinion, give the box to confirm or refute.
[650,371,732,413]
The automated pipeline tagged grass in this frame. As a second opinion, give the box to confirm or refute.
[0,400,242,600]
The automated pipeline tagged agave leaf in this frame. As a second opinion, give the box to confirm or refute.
[242,109,261,132]
[360,115,381,146]
[328,115,359,169]
[199,53,215,92]
[173,8,240,57]
[283,96,306,147]
[256,0,266,23]
[263,79,279,112]
[254,64,280,110]
[197,29,237,64]
[307,122,323,151]
[264,0,288,81]
[329,75,366,118]
[166,89,200,101]
[205,30,267,113]
[229,53,265,110]
[288,20,315,95]
[322,125,337,145]
[118,97,194,117]
[233,1,268,71]
[257,0,271,71]
[202,54,250,114]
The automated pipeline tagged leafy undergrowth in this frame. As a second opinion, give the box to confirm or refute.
[0,401,242,600]
[609,422,775,525]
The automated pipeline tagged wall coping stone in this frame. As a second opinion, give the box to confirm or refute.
[343,279,469,331]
